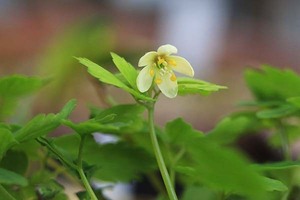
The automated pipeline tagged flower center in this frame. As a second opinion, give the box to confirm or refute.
[157,56,168,69]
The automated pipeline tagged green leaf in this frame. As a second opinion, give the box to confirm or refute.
[90,104,145,134]
[36,180,64,200]
[177,77,227,96]
[262,177,288,192]
[252,160,300,171]
[245,65,300,101]
[111,52,138,89]
[14,99,77,142]
[182,138,268,198]
[0,75,47,119]
[206,115,262,144]
[0,75,46,98]
[256,104,298,119]
[0,168,28,186]
[62,119,120,135]
[181,186,218,200]
[87,142,156,182]
[53,134,155,182]
[0,150,28,175]
[287,97,300,108]
[0,128,17,159]
[0,185,16,200]
[76,57,153,101]
[165,118,203,146]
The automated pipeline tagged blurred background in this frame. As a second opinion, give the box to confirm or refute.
[1,0,300,199]
[1,0,300,130]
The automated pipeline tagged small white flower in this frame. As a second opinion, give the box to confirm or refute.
[136,44,194,98]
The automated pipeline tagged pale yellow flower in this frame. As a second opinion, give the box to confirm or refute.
[136,44,194,98]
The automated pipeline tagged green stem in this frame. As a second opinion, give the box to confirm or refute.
[36,137,77,170]
[170,148,185,187]
[0,185,16,200]
[77,136,98,200]
[147,105,178,200]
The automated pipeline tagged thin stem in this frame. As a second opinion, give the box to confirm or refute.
[77,136,98,200]
[36,137,77,170]
[147,105,178,200]
[170,148,185,187]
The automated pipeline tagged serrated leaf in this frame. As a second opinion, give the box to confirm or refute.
[245,66,300,101]
[256,104,298,119]
[0,128,17,159]
[77,57,153,101]
[14,99,77,142]
[111,52,138,89]
[177,77,226,96]
[0,168,28,186]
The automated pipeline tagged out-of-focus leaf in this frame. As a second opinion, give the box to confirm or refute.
[90,104,145,134]
[53,134,155,182]
[287,97,300,108]
[0,150,28,175]
[262,177,288,192]
[111,52,138,89]
[180,138,269,198]
[86,142,156,182]
[36,180,64,200]
[252,160,300,171]
[206,115,261,144]
[177,77,226,96]
[62,119,120,136]
[256,104,298,119]
[245,66,300,101]
[0,128,17,159]
[0,75,46,99]
[14,99,76,142]
[77,57,153,101]
[0,168,28,186]
[0,185,16,200]
[0,75,47,119]
[165,118,203,146]
[181,186,218,200]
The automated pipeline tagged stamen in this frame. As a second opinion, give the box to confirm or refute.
[149,69,155,77]
[155,78,162,85]
[157,56,164,65]
[170,74,177,81]
[157,56,167,68]
[168,59,177,66]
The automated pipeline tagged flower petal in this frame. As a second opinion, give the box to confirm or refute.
[137,66,154,92]
[138,51,157,67]
[157,44,177,56]
[168,56,194,77]
[156,73,178,98]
